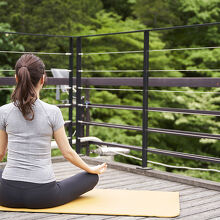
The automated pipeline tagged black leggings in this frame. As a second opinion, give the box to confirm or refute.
[0,169,99,209]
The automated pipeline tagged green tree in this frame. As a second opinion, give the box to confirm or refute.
[101,0,135,20]
[0,22,24,105]
[133,0,181,28]
[0,0,103,72]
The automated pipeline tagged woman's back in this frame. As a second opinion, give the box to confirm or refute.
[0,98,64,183]
[0,53,105,209]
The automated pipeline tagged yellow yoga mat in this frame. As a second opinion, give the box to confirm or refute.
[0,189,180,217]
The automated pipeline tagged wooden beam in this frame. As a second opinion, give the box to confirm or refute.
[1,77,220,87]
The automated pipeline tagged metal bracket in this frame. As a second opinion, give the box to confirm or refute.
[136,166,153,170]
[85,100,90,108]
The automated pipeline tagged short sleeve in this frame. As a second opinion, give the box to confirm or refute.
[52,107,65,132]
[0,107,6,131]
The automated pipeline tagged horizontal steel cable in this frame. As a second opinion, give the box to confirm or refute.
[0,31,72,38]
[1,21,220,38]
[80,69,220,72]
[80,46,220,55]
[2,69,220,73]
[0,45,219,57]
[104,148,220,172]
[0,50,71,55]
[0,69,71,72]
[78,87,142,92]
[0,87,72,90]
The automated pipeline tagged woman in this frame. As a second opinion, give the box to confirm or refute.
[0,54,107,208]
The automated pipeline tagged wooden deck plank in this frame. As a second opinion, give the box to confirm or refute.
[209,217,220,220]
[53,171,80,177]
[105,178,183,190]
[181,193,220,209]
[125,179,188,190]
[52,163,74,170]
[98,171,161,183]
[180,189,219,202]
[53,167,80,173]
[137,184,193,192]
[139,181,184,191]
[76,214,119,219]
[98,175,146,187]
[52,164,77,171]
[97,172,134,181]
[136,218,169,220]
[176,200,220,219]
[99,177,150,189]
[38,213,88,219]
[99,171,139,180]
[55,169,124,181]
[106,216,146,220]
[177,186,207,197]
[98,175,150,185]
[1,212,54,220]
[19,213,62,220]
[1,212,33,219]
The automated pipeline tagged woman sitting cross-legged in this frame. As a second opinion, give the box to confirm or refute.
[0,54,107,209]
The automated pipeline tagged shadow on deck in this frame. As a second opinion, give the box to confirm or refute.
[0,156,219,220]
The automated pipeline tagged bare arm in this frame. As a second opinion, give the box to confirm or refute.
[53,126,107,174]
[0,130,7,161]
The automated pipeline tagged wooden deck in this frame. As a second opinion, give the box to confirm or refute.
[0,157,220,220]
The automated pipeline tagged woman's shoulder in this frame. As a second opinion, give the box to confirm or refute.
[0,103,14,121]
[37,99,60,112]
[0,102,14,113]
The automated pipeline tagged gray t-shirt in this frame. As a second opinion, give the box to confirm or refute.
[0,98,65,183]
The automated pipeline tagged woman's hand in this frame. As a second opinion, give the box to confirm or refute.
[54,126,108,174]
[88,162,107,174]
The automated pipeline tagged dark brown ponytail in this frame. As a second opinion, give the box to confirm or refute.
[11,54,47,121]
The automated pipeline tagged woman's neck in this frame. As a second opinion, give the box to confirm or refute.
[34,87,40,99]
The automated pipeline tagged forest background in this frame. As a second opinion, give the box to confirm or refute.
[0,0,219,181]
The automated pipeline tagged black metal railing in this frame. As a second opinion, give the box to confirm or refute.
[0,22,220,170]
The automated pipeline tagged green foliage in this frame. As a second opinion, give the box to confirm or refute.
[101,0,135,20]
[0,0,104,73]
[0,23,24,75]
[133,0,181,28]
[51,149,62,157]
[0,22,24,105]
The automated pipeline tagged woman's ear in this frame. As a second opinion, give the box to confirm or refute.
[15,74,18,83]
[40,75,45,85]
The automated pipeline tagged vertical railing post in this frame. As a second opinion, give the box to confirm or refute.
[68,37,73,147]
[142,31,150,168]
[81,96,85,137]
[85,88,90,156]
[76,37,82,153]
